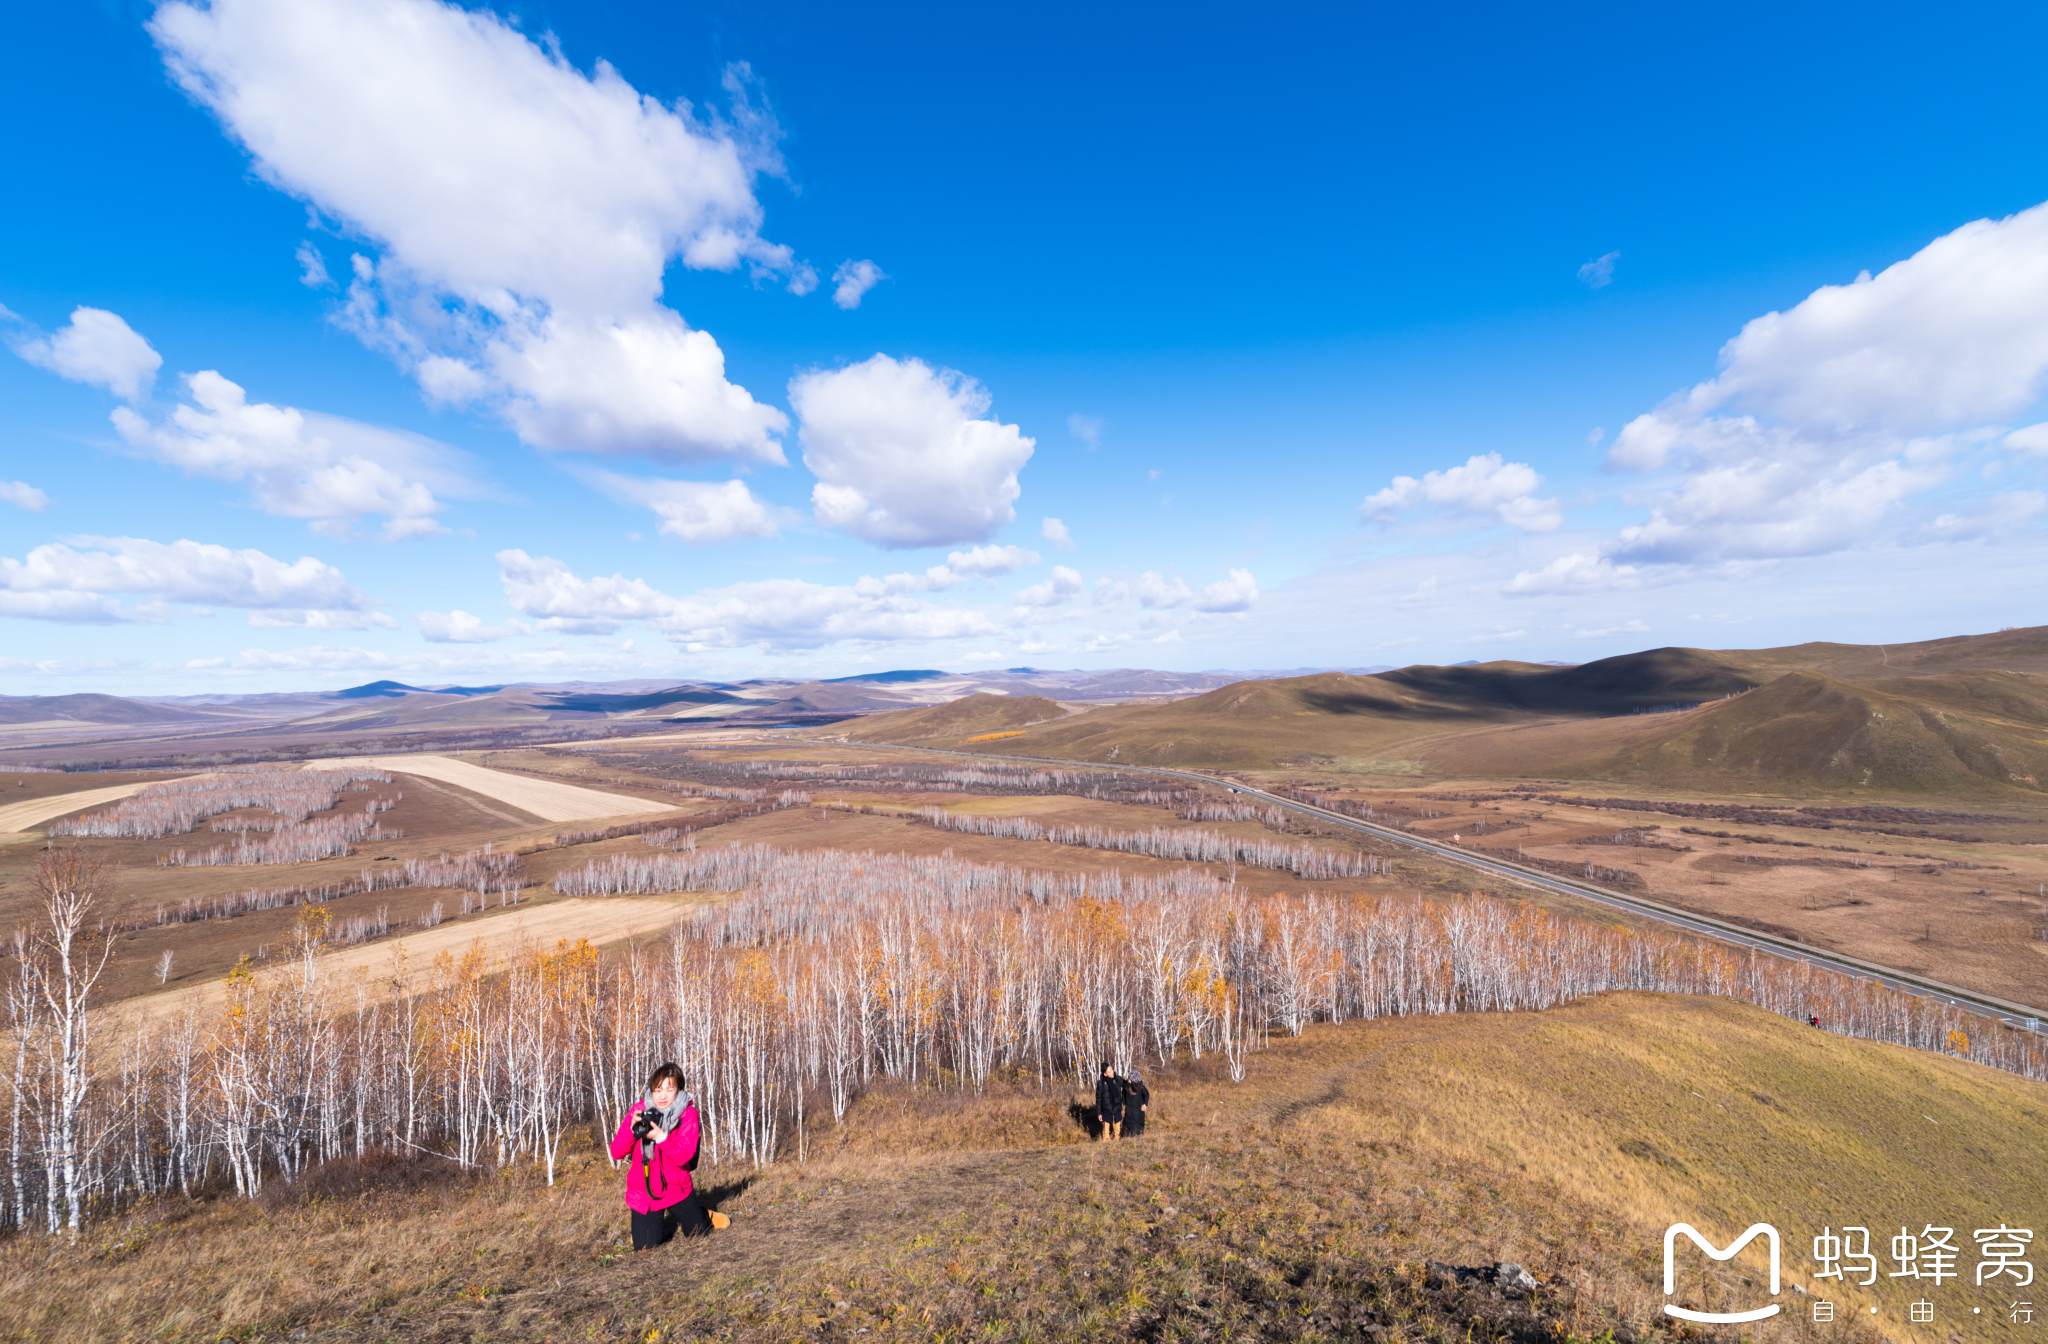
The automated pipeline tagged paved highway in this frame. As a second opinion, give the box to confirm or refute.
[801,736,2048,1028]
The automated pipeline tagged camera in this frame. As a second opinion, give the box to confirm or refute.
[631,1106,664,1140]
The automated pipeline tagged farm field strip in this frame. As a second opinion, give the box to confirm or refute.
[0,780,165,834]
[103,896,703,1029]
[791,736,2048,1023]
[296,754,677,822]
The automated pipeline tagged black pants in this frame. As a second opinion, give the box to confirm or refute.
[631,1193,711,1249]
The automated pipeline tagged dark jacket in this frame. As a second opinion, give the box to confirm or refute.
[1095,1074,1125,1123]
[1123,1078,1151,1134]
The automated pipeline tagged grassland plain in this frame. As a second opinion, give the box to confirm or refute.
[11,991,2042,1343]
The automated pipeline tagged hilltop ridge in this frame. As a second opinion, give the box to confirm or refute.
[826,626,2048,793]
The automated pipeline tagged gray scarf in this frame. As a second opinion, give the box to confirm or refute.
[640,1090,692,1155]
[637,1089,695,1200]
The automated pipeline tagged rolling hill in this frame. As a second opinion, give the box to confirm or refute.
[821,627,2048,792]
[837,692,1079,742]
[0,693,226,726]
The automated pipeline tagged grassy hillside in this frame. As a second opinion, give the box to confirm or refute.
[1714,624,2048,681]
[1421,668,2048,792]
[13,991,2038,1342]
[823,627,2048,790]
[837,692,1079,743]
[0,693,220,726]
[835,649,1767,770]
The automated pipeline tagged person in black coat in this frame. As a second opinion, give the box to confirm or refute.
[1122,1070,1151,1137]
[1094,1061,1125,1140]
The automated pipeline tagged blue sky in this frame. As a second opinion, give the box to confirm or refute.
[5,0,2048,693]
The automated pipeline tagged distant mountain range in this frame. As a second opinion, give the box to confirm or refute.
[0,664,1392,761]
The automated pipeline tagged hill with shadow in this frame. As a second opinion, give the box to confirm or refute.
[821,627,2048,792]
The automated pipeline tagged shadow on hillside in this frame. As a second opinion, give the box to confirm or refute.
[695,1173,753,1213]
[261,1150,488,1208]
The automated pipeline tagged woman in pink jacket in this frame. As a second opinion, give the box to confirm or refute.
[610,1062,714,1249]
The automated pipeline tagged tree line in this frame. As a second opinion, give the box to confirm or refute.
[6,840,2040,1236]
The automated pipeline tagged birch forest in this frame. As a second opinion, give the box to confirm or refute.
[8,837,2042,1237]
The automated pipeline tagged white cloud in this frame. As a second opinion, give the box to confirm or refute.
[111,370,483,541]
[1586,426,1605,446]
[2007,422,2048,455]
[417,609,521,643]
[153,0,793,464]
[1014,565,1083,607]
[1601,200,2048,568]
[1194,567,1260,613]
[1577,251,1619,289]
[1067,415,1103,448]
[1567,618,1649,639]
[0,536,379,625]
[1132,571,1193,608]
[1361,452,1562,532]
[497,549,678,635]
[831,259,886,310]
[1092,567,1260,614]
[1620,206,2048,451]
[1041,516,1074,548]
[944,544,1039,578]
[495,549,1005,651]
[0,482,50,512]
[296,241,331,288]
[12,306,162,400]
[1906,490,2048,544]
[586,471,788,545]
[792,354,1035,548]
[1505,552,1641,596]
[246,608,398,631]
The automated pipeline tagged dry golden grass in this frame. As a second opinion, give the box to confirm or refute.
[13,990,2038,1343]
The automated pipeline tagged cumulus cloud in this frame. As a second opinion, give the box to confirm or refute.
[0,535,382,626]
[1194,567,1260,613]
[1601,200,2048,567]
[1093,567,1260,614]
[111,370,484,541]
[416,609,522,643]
[1014,565,1083,607]
[586,471,788,545]
[11,306,162,400]
[943,544,1039,578]
[152,0,794,464]
[1361,453,1562,532]
[1041,516,1074,548]
[1577,251,1619,289]
[1505,552,1642,596]
[495,548,1004,650]
[831,259,886,310]
[1,482,50,512]
[792,355,1035,548]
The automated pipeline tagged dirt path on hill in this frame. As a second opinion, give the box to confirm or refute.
[0,781,159,834]
[297,754,677,823]
[103,896,706,1029]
